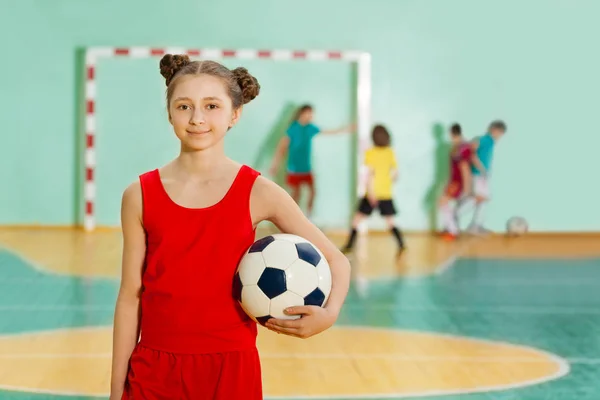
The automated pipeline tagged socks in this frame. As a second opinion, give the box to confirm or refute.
[343,228,357,249]
[391,226,405,248]
[472,202,485,226]
[441,203,459,234]
[343,226,405,250]
[456,196,486,228]
[456,196,476,217]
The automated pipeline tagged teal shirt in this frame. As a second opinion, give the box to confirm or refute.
[472,133,495,175]
[286,121,320,173]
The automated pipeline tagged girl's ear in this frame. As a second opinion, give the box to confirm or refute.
[167,107,173,125]
[230,107,242,128]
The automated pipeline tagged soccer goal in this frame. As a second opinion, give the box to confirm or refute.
[81,46,372,231]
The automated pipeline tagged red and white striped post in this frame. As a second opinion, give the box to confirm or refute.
[83,47,371,231]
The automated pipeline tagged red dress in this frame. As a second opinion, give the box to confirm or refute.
[445,142,473,199]
[122,164,263,400]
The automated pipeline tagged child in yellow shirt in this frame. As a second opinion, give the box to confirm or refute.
[341,125,405,254]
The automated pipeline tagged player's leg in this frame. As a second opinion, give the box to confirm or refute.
[305,173,315,219]
[286,173,301,205]
[341,197,372,253]
[182,349,262,400]
[439,186,460,240]
[379,199,405,250]
[455,194,476,219]
[122,345,182,399]
[291,186,301,204]
[467,176,491,235]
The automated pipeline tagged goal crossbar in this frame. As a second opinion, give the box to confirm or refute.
[82,46,372,231]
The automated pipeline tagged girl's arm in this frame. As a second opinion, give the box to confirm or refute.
[471,156,486,177]
[391,150,399,181]
[250,177,351,339]
[320,122,356,135]
[366,168,377,205]
[110,182,146,400]
[470,138,486,176]
[269,136,290,176]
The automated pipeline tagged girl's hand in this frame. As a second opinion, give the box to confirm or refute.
[265,306,338,339]
[250,177,351,340]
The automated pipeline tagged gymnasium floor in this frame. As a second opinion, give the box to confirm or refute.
[0,228,599,399]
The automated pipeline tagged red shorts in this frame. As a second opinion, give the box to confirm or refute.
[286,172,313,188]
[445,181,463,199]
[122,345,262,400]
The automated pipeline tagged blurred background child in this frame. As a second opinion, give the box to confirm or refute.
[270,104,354,220]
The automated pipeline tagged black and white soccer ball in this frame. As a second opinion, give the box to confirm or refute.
[233,233,332,326]
[506,216,529,236]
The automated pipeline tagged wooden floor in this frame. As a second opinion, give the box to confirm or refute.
[1,227,597,278]
[0,227,599,399]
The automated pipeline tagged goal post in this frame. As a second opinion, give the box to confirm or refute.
[81,46,372,231]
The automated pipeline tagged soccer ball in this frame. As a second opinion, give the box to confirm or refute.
[506,216,528,236]
[233,233,332,326]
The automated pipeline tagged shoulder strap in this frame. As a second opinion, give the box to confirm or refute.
[139,169,168,229]
[222,165,260,210]
[235,164,261,196]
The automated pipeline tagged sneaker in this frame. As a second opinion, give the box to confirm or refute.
[466,224,492,236]
[440,232,458,241]
[478,226,493,235]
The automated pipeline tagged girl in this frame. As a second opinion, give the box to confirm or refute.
[438,123,473,240]
[110,54,351,400]
[340,125,405,255]
[269,104,353,220]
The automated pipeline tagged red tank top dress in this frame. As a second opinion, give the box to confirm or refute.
[138,164,260,354]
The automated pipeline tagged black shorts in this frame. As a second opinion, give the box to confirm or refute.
[357,197,396,216]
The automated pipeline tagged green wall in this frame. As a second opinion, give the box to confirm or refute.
[1,0,599,232]
[94,58,353,226]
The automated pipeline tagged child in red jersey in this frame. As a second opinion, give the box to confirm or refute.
[110,54,351,400]
[438,123,473,240]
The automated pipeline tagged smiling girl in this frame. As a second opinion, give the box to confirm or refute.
[109,54,351,400]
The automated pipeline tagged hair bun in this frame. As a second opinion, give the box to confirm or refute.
[232,67,260,104]
[159,54,191,86]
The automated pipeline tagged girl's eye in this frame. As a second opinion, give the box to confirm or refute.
[177,105,190,110]
[207,104,218,110]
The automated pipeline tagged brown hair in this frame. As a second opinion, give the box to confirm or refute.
[159,54,260,109]
[294,104,313,120]
[372,124,391,147]
[488,120,507,133]
[450,123,462,136]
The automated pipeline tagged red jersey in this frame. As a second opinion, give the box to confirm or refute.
[449,142,472,184]
[445,142,472,198]
[137,165,260,354]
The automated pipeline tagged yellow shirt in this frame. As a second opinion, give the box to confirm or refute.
[364,146,397,200]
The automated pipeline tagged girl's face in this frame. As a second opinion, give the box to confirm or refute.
[450,134,462,144]
[168,74,241,151]
[490,128,505,141]
[298,109,313,125]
